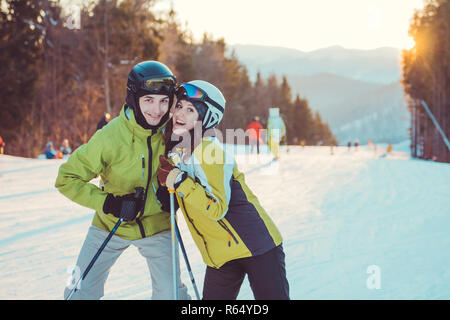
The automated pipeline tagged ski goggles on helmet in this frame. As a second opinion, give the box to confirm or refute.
[177,83,224,113]
[142,77,175,93]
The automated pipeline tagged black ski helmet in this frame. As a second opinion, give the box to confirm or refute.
[125,61,176,129]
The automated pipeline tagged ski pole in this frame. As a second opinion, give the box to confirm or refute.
[66,187,144,300]
[174,220,201,300]
[169,189,179,300]
[66,218,122,300]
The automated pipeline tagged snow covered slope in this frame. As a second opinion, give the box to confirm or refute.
[1,143,449,299]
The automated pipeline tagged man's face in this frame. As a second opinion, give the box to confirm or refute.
[138,94,170,126]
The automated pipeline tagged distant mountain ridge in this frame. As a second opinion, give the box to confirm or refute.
[230,44,402,84]
[284,73,384,114]
[229,44,409,144]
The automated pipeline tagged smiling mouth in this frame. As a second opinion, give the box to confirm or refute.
[145,112,161,119]
[174,119,186,125]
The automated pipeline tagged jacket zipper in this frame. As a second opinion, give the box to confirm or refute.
[135,154,146,221]
[180,197,217,267]
[218,220,239,246]
[203,192,238,246]
[141,154,145,182]
[136,131,155,239]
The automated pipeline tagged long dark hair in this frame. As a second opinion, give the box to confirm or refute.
[163,114,202,159]
[163,111,216,159]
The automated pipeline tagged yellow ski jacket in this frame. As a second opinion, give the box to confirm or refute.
[55,105,171,240]
[172,137,283,268]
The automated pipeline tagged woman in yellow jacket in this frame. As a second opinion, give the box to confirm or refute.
[157,80,289,300]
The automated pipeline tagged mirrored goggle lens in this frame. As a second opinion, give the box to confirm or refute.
[144,77,174,91]
[182,83,204,99]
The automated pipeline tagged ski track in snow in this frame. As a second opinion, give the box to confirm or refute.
[0,144,449,299]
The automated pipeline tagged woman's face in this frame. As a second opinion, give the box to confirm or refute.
[172,99,200,134]
[138,94,170,126]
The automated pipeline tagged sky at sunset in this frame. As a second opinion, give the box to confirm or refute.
[154,0,425,51]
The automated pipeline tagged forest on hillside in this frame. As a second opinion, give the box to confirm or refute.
[402,0,450,163]
[0,0,336,157]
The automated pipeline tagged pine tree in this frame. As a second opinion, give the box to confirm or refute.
[251,72,268,125]
[1,1,337,156]
[290,94,313,143]
[402,0,450,162]
[0,0,44,155]
[158,6,195,83]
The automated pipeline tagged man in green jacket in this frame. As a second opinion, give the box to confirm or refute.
[55,61,190,300]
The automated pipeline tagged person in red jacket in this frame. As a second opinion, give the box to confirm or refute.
[0,136,5,154]
[246,116,264,154]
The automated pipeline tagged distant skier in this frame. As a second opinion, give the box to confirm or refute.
[386,143,393,153]
[45,141,58,159]
[0,135,5,154]
[96,112,111,130]
[266,108,286,160]
[59,139,72,156]
[354,139,359,150]
[246,116,264,154]
[347,141,352,151]
[301,139,306,148]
